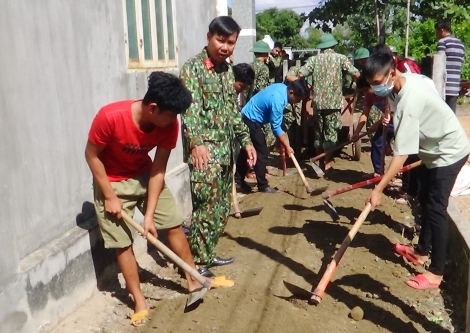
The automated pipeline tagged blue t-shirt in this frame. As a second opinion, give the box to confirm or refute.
[241,83,288,136]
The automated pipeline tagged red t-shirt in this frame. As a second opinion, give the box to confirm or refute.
[88,100,179,181]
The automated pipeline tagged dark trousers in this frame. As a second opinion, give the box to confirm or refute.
[445,95,458,113]
[235,117,269,190]
[402,154,421,197]
[371,124,394,174]
[415,155,468,275]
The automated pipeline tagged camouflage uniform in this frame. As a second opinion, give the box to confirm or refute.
[244,58,276,149]
[180,48,252,265]
[268,55,283,84]
[299,49,358,150]
[244,58,269,103]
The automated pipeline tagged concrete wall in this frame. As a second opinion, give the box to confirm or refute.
[0,0,216,332]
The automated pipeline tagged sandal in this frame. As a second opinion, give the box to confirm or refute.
[130,310,149,327]
[394,243,424,266]
[211,275,235,288]
[405,274,440,290]
[395,196,409,205]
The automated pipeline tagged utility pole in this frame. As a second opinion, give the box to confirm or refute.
[405,0,411,57]
[232,0,256,64]
[374,0,380,42]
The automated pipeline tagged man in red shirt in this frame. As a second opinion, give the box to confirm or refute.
[85,72,213,326]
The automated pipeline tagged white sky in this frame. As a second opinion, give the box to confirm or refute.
[227,0,319,14]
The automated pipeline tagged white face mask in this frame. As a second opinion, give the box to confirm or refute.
[371,72,394,97]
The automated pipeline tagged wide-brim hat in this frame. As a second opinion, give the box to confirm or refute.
[317,33,338,49]
[354,47,370,60]
[250,41,271,53]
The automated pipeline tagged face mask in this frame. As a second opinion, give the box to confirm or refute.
[371,72,394,97]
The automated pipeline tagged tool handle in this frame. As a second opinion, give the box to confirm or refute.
[231,165,241,217]
[312,203,372,298]
[281,145,287,176]
[380,124,388,175]
[311,127,375,163]
[120,210,210,288]
[290,153,312,192]
[324,160,422,199]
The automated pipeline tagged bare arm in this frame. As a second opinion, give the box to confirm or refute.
[142,147,172,238]
[85,140,122,218]
[367,155,408,210]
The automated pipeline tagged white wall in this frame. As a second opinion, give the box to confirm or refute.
[0,0,217,332]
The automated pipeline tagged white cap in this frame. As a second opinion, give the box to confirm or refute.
[262,35,275,50]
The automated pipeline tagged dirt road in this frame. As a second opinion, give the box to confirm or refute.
[52,146,464,333]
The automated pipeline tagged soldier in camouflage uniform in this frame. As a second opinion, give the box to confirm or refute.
[180,16,257,277]
[287,34,360,173]
[268,41,284,84]
[245,41,277,149]
[283,65,308,151]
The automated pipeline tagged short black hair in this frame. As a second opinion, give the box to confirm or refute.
[208,16,241,37]
[274,42,283,49]
[435,20,452,33]
[233,63,255,85]
[363,52,395,79]
[288,79,310,98]
[371,44,393,56]
[142,71,192,115]
[356,74,370,90]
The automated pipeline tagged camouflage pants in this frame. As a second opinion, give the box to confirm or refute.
[263,124,277,149]
[313,109,342,150]
[283,103,301,132]
[367,106,382,140]
[188,163,232,265]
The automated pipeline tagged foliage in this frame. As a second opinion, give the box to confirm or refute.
[256,8,308,49]
[307,0,469,29]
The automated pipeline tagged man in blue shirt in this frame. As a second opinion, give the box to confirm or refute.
[235,81,310,193]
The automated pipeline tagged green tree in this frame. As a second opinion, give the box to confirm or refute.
[256,8,308,49]
[307,0,469,29]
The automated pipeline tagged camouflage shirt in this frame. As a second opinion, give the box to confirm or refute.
[180,48,252,166]
[299,49,358,110]
[244,58,269,104]
[268,55,283,83]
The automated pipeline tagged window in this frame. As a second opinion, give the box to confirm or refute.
[123,0,178,69]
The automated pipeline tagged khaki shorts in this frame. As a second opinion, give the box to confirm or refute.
[94,173,182,249]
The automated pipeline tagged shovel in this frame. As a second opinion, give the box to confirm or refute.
[309,127,377,177]
[231,165,263,219]
[321,161,422,221]
[284,203,372,305]
[290,153,329,195]
[120,210,211,307]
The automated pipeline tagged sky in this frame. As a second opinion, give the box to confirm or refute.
[227,0,319,14]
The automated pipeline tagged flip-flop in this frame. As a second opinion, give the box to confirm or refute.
[130,310,149,327]
[211,275,235,288]
[394,243,424,266]
[405,274,440,290]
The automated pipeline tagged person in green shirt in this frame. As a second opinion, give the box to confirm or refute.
[364,51,469,290]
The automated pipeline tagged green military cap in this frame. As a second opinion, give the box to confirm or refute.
[354,47,370,60]
[250,41,271,53]
[317,34,338,49]
[347,53,353,58]
[389,45,398,53]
